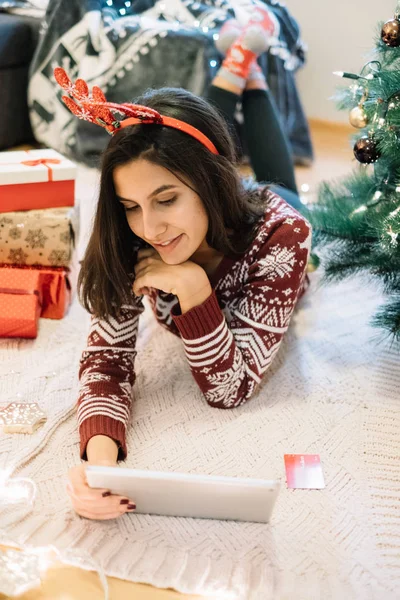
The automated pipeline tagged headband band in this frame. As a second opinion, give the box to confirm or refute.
[54,68,219,155]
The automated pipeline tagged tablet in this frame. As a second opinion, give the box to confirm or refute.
[86,465,280,523]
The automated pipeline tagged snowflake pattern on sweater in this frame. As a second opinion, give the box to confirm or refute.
[77,191,311,459]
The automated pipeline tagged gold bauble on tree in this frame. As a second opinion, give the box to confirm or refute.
[349,105,368,128]
[381,18,400,47]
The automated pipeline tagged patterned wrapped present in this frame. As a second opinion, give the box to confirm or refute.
[0,207,77,268]
[0,268,42,338]
[0,264,77,320]
[0,149,76,213]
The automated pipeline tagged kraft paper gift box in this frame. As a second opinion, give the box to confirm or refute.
[0,149,76,213]
[0,207,77,268]
[0,268,42,338]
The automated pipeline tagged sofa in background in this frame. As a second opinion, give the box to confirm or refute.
[0,12,41,149]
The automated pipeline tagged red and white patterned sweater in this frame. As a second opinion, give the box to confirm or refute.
[77,191,312,459]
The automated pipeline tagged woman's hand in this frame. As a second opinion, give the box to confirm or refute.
[133,248,212,313]
[67,436,135,520]
[67,461,136,520]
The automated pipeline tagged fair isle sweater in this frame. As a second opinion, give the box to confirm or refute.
[77,191,312,459]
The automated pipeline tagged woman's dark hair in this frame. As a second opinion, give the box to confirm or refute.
[78,87,268,319]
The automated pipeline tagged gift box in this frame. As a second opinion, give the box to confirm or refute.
[0,264,76,320]
[39,267,73,320]
[0,149,76,213]
[0,268,42,338]
[0,207,77,268]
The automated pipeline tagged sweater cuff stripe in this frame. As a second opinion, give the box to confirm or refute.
[172,291,224,340]
[79,415,127,461]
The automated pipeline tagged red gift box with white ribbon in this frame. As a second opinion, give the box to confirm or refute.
[0,149,76,213]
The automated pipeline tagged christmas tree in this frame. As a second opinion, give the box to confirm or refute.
[305,2,400,345]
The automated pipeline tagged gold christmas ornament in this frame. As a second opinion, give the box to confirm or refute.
[0,402,46,434]
[349,105,368,128]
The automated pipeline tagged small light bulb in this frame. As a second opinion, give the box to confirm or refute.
[210,60,217,67]
[353,205,367,215]
[125,0,131,5]
[301,183,310,193]
[106,0,113,5]
[119,7,126,15]
[202,26,209,33]
[373,191,383,200]
[213,33,219,41]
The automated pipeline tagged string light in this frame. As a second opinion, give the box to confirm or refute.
[209,60,217,67]
[387,226,399,246]
[301,183,310,193]
[106,0,113,5]
[119,7,126,15]
[351,205,367,216]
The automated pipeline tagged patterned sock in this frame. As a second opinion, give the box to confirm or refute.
[246,5,275,36]
[215,19,242,55]
[216,18,267,85]
[217,25,268,88]
[248,61,266,82]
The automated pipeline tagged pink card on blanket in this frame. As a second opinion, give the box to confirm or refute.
[284,454,325,489]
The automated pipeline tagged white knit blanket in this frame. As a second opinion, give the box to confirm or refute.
[0,168,399,600]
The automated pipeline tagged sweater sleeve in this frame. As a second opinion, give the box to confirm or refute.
[172,215,312,408]
[77,298,144,460]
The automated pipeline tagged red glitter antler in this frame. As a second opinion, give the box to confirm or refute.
[54,67,163,134]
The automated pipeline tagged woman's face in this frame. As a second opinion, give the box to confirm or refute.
[113,158,210,265]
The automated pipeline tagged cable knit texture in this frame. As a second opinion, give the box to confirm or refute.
[77,190,312,459]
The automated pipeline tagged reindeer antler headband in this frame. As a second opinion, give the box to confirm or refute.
[53,68,219,155]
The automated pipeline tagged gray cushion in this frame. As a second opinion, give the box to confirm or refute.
[0,13,41,69]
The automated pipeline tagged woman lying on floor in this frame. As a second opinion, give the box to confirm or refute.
[57,5,312,520]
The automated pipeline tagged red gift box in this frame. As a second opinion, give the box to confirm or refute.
[0,268,42,338]
[39,268,73,319]
[0,149,76,213]
[0,263,77,320]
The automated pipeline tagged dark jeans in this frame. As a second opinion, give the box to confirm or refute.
[207,85,302,212]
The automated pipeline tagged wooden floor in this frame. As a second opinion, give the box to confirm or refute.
[6,120,356,600]
[294,119,354,204]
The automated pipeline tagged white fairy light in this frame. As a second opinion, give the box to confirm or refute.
[213,33,219,40]
[125,0,131,5]
[387,226,399,246]
[389,206,400,217]
[106,0,113,5]
[301,183,310,193]
[202,26,209,33]
[373,191,383,200]
[352,205,367,216]
[119,7,126,15]
[210,60,217,67]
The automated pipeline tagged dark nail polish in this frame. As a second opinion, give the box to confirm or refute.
[102,491,111,497]
[127,503,136,510]
[120,499,129,505]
